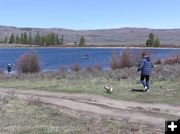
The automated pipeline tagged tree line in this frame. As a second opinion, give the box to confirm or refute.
[4,32,64,46]
[3,32,86,47]
[3,32,160,47]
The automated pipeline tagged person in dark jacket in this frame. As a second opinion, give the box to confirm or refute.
[7,64,12,73]
[137,54,153,91]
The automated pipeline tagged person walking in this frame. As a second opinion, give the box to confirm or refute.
[137,54,153,91]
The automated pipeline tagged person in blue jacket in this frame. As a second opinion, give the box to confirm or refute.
[137,54,153,91]
[7,64,12,73]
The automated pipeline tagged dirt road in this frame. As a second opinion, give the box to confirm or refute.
[0,88,180,131]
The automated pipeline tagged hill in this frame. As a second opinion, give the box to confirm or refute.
[1,25,180,46]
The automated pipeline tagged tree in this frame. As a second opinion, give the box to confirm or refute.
[154,37,160,47]
[34,32,41,45]
[55,34,60,45]
[79,36,85,47]
[146,33,155,47]
[20,33,24,44]
[28,32,33,46]
[4,37,8,43]
[60,35,64,45]
[9,33,15,44]
[146,33,160,47]
[15,35,20,44]
[23,32,28,44]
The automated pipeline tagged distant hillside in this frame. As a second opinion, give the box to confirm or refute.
[1,25,180,46]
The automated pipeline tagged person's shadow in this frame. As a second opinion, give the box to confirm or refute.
[131,89,145,92]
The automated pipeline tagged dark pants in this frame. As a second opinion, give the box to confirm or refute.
[140,74,150,89]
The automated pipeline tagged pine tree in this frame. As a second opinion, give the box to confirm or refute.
[145,32,160,47]
[79,36,85,47]
[60,35,64,45]
[146,33,155,47]
[154,37,160,47]
[9,33,15,44]
[51,32,56,45]
[20,33,24,44]
[28,32,33,46]
[55,34,60,45]
[4,37,8,43]
[23,32,28,44]
[34,32,41,45]
[15,35,20,44]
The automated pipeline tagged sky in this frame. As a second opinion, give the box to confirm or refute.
[0,0,180,29]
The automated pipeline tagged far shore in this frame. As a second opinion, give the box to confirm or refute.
[0,43,180,49]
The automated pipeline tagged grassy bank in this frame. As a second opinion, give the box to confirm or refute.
[0,64,180,105]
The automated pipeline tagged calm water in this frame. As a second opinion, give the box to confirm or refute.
[0,48,180,71]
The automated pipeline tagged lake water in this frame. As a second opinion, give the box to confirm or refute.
[0,48,180,71]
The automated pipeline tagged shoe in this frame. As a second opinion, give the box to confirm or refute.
[146,89,150,92]
[144,86,148,91]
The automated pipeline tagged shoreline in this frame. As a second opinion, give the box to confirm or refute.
[0,45,180,49]
[0,43,180,49]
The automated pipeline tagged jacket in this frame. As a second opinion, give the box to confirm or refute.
[138,57,153,75]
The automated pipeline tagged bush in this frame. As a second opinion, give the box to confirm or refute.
[70,64,81,72]
[111,49,133,70]
[162,56,180,65]
[86,65,94,73]
[16,52,41,73]
[0,67,4,74]
[58,65,67,78]
[58,65,67,73]
[154,59,162,65]
[86,64,102,73]
[95,64,102,71]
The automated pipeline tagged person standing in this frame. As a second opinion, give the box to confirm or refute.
[137,54,153,91]
[7,64,12,73]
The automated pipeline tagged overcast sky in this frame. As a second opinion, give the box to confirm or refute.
[0,0,180,29]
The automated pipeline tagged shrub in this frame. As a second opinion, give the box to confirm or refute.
[70,64,81,72]
[86,65,94,73]
[0,67,4,74]
[58,65,67,78]
[154,59,162,65]
[58,65,67,73]
[26,96,41,106]
[162,56,180,65]
[111,49,133,70]
[86,64,102,73]
[95,64,102,71]
[16,52,41,73]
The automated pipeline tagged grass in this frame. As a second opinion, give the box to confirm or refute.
[0,97,163,134]
[0,72,179,105]
[0,99,88,134]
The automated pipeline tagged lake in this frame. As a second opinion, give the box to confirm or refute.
[0,48,180,72]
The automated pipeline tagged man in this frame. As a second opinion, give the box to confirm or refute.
[137,53,153,91]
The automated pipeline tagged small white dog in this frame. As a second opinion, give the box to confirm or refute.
[104,86,113,93]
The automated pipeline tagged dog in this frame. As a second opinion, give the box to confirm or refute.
[104,86,113,93]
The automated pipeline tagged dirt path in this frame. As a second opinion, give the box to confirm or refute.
[1,88,180,130]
